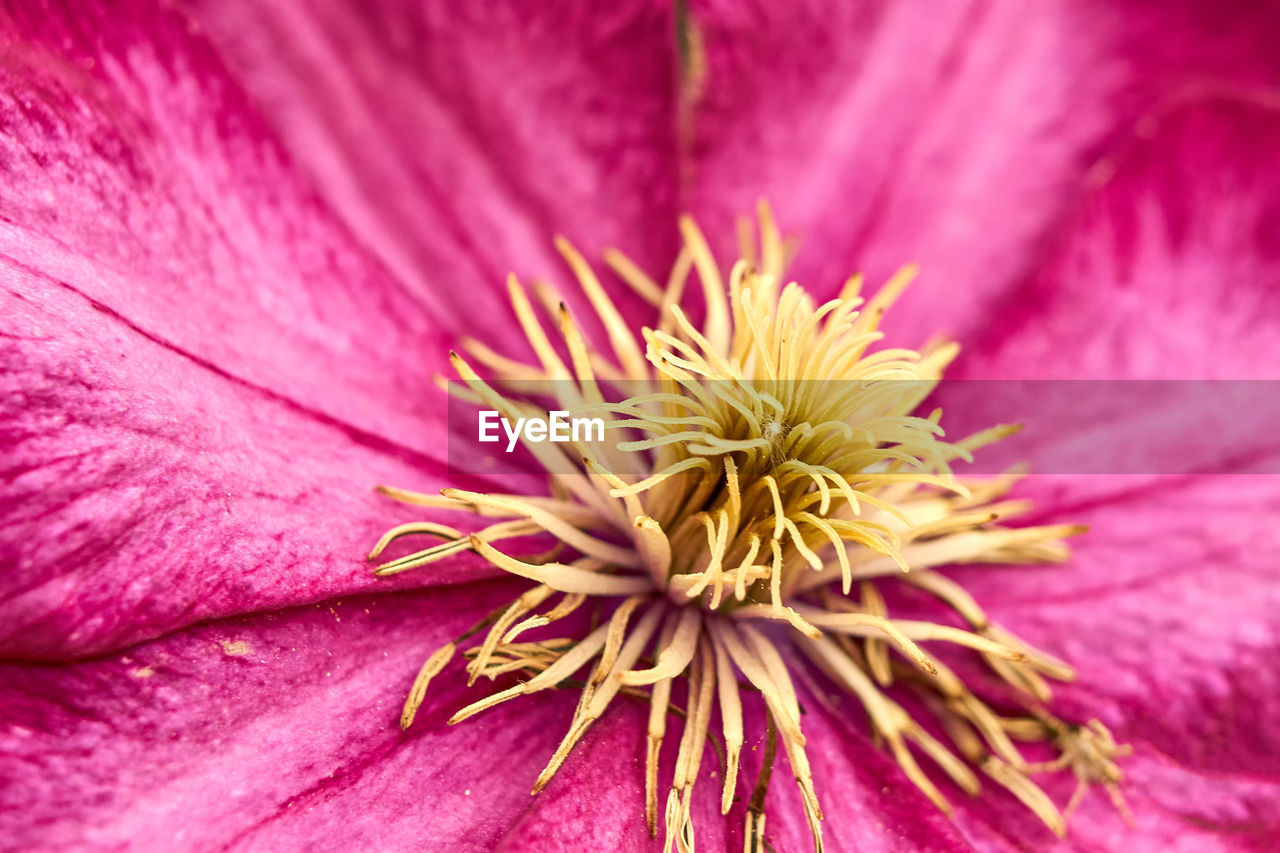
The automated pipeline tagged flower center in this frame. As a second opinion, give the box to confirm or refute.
[370,203,1130,851]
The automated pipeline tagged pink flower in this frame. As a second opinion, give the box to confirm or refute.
[3,1,1279,850]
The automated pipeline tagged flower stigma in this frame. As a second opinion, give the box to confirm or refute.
[371,203,1130,851]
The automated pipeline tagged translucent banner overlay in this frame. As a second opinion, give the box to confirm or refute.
[445,380,1280,477]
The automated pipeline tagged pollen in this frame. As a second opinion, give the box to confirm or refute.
[372,202,1129,850]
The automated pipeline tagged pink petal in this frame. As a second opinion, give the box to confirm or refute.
[955,96,1280,380]
[0,274,505,660]
[492,703,658,852]
[0,1,455,456]
[684,1,1280,345]
[0,581,592,851]
[942,473,1280,848]
[928,95,1280,477]
[182,0,683,350]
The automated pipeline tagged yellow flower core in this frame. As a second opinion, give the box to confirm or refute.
[371,203,1130,851]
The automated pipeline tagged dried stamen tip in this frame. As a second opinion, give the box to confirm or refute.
[372,201,1126,850]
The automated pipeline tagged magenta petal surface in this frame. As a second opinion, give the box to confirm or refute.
[0,274,506,661]
[941,474,1280,849]
[182,0,682,352]
[491,702,659,852]
[956,97,1280,381]
[0,2,536,660]
[0,1,456,455]
[4,0,1280,849]
[685,0,1280,345]
[0,581,591,851]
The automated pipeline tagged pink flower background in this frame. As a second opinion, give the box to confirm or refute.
[2,1,1279,850]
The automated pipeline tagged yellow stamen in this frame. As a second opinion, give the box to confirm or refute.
[371,204,1126,851]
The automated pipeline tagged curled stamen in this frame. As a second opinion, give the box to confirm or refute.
[620,606,702,686]
[400,643,455,730]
